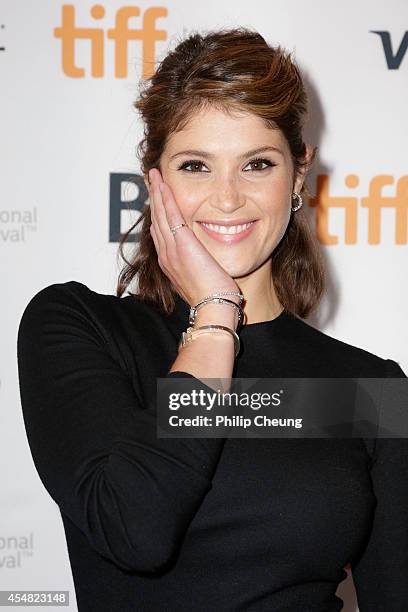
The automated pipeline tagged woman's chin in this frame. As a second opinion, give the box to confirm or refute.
[213,258,253,279]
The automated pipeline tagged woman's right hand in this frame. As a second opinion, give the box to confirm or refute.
[148,167,241,309]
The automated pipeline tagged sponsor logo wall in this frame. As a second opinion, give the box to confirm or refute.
[1,2,407,610]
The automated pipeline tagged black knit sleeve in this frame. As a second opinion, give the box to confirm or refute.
[351,358,408,611]
[16,283,226,574]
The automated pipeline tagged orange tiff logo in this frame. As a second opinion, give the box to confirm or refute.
[310,175,408,245]
[54,4,167,78]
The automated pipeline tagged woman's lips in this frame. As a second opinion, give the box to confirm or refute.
[197,220,258,244]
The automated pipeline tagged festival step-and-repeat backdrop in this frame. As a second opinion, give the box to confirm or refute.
[1,1,407,610]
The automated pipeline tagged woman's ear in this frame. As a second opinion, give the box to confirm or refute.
[293,143,316,193]
[304,143,318,169]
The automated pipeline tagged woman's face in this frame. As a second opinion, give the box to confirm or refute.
[152,105,310,278]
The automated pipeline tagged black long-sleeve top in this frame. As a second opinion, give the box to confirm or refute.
[16,280,408,611]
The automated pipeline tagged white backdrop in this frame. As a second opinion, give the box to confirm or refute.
[1,1,407,610]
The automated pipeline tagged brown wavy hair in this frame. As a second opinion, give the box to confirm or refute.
[116,27,325,319]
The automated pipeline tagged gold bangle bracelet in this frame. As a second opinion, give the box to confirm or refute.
[178,325,240,357]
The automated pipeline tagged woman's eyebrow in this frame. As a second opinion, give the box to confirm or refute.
[169,145,284,161]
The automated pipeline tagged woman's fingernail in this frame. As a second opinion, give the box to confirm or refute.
[159,183,165,193]
[148,169,154,182]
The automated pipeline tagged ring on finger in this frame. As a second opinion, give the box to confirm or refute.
[170,222,187,237]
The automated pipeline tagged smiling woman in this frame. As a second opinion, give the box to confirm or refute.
[17,25,408,612]
[154,106,307,297]
[116,27,325,321]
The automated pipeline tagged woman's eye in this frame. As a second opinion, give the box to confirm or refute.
[177,160,210,173]
[177,157,276,173]
[244,158,275,172]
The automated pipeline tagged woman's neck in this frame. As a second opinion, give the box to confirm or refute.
[236,269,283,325]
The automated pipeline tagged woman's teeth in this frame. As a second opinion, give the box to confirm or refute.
[200,221,255,235]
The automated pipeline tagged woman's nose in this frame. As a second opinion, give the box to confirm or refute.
[210,179,246,215]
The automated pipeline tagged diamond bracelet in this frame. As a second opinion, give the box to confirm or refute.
[189,297,244,327]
